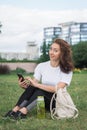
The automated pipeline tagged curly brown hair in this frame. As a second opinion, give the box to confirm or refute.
[53,38,74,73]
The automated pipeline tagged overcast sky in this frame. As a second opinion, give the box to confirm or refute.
[0,0,87,52]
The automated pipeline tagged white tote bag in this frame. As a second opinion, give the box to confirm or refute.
[50,88,78,120]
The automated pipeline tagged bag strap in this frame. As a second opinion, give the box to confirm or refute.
[50,90,79,119]
[50,92,64,120]
[50,92,58,119]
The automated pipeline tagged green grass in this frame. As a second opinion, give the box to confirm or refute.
[0,72,87,130]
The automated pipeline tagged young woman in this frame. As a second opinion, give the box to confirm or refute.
[4,38,74,119]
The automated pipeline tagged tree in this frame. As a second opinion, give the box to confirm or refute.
[72,41,87,68]
[38,41,50,63]
[0,22,2,33]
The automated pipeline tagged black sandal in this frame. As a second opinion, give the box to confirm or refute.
[12,111,26,120]
[4,110,16,118]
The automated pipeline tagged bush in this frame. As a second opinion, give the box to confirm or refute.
[0,64,10,74]
[73,68,81,73]
[16,67,26,74]
[72,41,87,68]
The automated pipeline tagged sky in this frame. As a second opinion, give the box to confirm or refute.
[0,0,87,52]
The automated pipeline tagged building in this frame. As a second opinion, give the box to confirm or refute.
[43,22,87,45]
[0,41,39,60]
[43,27,62,45]
[26,41,39,60]
[60,22,87,45]
[0,52,30,60]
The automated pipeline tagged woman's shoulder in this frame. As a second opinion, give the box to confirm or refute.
[35,61,50,72]
[38,61,50,66]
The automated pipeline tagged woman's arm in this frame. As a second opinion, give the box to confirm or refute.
[26,77,67,93]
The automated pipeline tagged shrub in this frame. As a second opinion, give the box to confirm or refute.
[0,64,10,74]
[73,68,81,73]
[72,41,87,68]
[16,67,26,74]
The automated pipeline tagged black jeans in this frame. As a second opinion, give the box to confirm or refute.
[15,85,55,111]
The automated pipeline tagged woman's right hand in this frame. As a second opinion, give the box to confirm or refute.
[18,78,29,89]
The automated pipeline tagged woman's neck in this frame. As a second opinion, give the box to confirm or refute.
[50,60,59,67]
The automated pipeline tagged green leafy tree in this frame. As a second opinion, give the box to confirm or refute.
[38,42,50,63]
[0,22,2,33]
[72,41,87,68]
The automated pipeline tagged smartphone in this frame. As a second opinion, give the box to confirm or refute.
[17,73,24,82]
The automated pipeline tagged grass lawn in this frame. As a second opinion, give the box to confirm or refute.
[0,72,87,130]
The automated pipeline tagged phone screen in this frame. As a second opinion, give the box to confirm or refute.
[17,73,24,81]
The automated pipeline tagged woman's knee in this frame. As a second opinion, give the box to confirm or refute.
[35,89,44,96]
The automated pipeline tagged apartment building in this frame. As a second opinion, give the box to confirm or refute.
[44,22,87,45]
[43,27,62,45]
[60,22,87,45]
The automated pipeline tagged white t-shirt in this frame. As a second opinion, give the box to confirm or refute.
[34,61,73,87]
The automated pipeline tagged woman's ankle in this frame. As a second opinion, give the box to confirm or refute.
[12,106,20,112]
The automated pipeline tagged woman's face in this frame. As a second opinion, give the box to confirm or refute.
[49,43,61,61]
